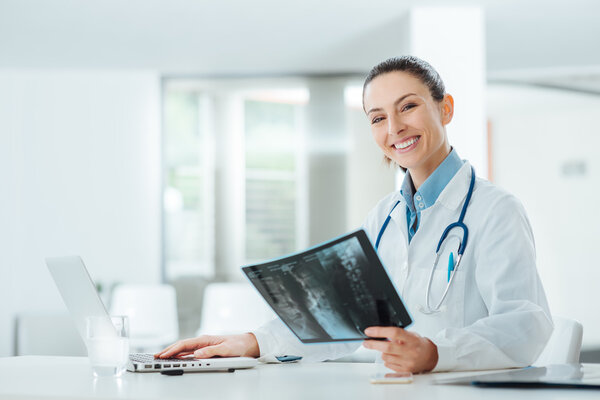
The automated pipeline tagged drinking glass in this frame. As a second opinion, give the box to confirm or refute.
[86,315,129,378]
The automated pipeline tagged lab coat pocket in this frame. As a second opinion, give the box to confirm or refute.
[424,259,466,326]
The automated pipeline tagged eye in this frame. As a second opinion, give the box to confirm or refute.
[401,103,417,112]
[371,116,385,124]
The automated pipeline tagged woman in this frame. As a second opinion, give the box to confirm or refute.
[156,56,553,373]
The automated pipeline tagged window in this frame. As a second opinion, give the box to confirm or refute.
[162,81,308,278]
[244,95,306,261]
[161,78,370,279]
[163,90,214,279]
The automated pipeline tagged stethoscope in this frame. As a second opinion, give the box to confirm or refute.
[374,166,476,314]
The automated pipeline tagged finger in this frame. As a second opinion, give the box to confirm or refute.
[154,343,181,358]
[380,351,409,365]
[155,352,195,360]
[154,341,181,357]
[157,342,192,358]
[364,326,406,340]
[157,337,203,354]
[193,344,228,359]
[158,337,216,359]
[362,339,402,354]
[171,351,195,359]
[383,360,414,373]
[155,340,180,354]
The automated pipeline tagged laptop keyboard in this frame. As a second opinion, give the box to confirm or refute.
[129,353,182,363]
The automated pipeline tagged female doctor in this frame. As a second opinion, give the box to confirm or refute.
[156,56,553,373]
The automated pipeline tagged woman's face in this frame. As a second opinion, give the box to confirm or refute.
[363,71,453,179]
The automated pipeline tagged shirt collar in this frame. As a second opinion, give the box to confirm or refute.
[400,171,416,212]
[400,148,464,211]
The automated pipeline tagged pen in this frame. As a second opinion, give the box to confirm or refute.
[447,252,455,282]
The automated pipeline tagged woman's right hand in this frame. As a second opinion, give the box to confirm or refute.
[154,333,260,359]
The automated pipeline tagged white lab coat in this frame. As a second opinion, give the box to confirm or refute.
[253,162,553,371]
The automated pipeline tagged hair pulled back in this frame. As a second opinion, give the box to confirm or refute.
[362,55,445,111]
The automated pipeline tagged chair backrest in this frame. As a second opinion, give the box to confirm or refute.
[197,282,276,336]
[109,284,179,352]
[534,316,583,366]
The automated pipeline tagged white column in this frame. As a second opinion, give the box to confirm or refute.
[0,74,18,355]
[407,7,487,179]
[212,94,246,280]
[305,78,348,245]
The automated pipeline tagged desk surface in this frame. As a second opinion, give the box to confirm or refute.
[1,356,598,400]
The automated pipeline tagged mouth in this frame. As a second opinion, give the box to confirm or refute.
[391,136,421,152]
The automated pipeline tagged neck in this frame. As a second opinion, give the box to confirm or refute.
[409,143,451,189]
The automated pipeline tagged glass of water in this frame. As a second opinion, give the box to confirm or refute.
[86,315,130,378]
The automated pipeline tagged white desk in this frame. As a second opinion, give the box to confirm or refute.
[0,356,598,400]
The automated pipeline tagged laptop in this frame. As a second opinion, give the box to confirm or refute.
[46,256,257,373]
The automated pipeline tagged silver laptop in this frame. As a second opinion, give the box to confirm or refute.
[46,256,257,373]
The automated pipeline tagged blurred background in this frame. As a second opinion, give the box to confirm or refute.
[1,0,599,361]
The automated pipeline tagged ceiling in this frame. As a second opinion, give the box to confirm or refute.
[1,0,599,88]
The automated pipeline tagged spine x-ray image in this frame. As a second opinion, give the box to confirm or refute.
[243,230,412,343]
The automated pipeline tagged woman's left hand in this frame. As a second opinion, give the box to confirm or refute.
[363,327,438,373]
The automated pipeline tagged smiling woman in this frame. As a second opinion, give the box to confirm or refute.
[362,56,452,186]
[157,56,553,374]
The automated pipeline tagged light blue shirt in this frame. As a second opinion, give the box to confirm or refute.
[400,148,464,242]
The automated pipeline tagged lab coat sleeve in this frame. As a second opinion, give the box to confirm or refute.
[252,318,360,363]
[431,193,553,371]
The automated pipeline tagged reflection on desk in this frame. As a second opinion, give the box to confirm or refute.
[1,356,599,400]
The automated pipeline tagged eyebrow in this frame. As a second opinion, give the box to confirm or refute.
[366,93,417,115]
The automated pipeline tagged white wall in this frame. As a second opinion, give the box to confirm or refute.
[0,70,162,356]
[305,79,349,245]
[488,84,600,348]
[0,88,18,355]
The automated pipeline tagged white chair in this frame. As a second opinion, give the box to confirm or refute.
[197,282,276,336]
[16,312,87,356]
[109,284,179,353]
[534,316,583,366]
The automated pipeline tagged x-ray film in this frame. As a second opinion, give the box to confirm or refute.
[242,229,412,343]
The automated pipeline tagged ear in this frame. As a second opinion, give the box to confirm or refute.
[441,94,454,125]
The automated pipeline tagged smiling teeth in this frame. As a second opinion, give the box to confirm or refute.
[394,137,419,149]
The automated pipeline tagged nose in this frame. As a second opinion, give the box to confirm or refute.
[387,114,406,136]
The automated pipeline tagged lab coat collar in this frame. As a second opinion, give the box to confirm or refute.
[384,161,473,242]
[387,191,409,244]
[435,162,474,211]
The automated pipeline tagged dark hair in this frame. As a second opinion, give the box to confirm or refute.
[362,56,446,170]
[362,55,445,111]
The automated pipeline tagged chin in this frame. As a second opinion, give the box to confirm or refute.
[393,158,417,170]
